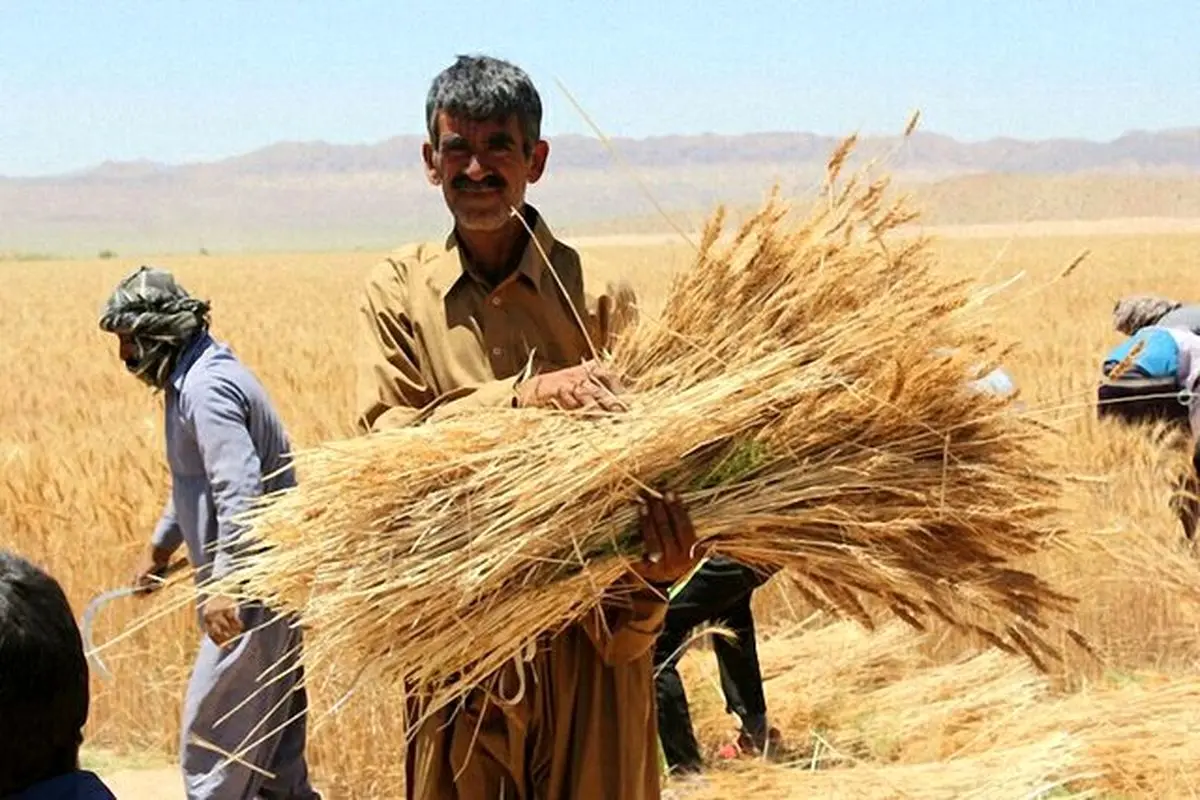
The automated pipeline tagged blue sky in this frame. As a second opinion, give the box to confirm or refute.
[1,1,1196,176]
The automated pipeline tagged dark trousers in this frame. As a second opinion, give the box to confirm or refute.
[653,556,773,772]
[1096,376,1189,428]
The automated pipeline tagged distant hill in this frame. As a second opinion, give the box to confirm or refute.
[2,128,1198,256]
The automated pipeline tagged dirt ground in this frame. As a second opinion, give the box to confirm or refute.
[97,766,184,799]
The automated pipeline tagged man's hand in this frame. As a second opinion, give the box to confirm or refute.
[132,545,176,597]
[201,594,243,647]
[630,490,703,587]
[516,360,627,412]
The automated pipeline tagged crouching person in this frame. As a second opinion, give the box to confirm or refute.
[654,557,783,774]
[98,266,320,800]
[0,549,117,799]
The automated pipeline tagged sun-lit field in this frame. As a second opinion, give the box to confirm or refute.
[5,222,1200,798]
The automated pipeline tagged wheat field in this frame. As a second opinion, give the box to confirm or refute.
[5,223,1200,798]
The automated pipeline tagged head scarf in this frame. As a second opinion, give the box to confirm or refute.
[97,265,211,389]
[1112,294,1181,336]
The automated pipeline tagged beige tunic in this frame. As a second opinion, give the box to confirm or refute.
[355,207,635,433]
[355,206,666,800]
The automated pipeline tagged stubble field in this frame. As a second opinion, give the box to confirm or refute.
[5,221,1200,798]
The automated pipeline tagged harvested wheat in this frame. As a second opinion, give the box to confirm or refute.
[671,736,1094,800]
[205,138,1079,736]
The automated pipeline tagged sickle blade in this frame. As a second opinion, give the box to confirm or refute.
[80,558,189,682]
[81,586,138,682]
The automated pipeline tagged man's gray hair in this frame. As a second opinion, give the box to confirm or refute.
[425,54,543,156]
[1112,294,1182,336]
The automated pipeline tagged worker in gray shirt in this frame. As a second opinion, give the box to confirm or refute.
[98,266,320,800]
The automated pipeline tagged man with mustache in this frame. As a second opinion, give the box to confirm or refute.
[355,54,701,799]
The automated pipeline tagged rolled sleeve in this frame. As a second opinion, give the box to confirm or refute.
[355,258,436,434]
[583,582,669,666]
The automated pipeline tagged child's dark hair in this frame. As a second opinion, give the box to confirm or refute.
[0,550,90,795]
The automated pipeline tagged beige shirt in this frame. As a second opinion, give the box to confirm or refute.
[355,206,634,433]
[356,207,667,799]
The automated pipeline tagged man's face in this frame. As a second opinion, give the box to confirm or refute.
[114,332,154,384]
[423,111,549,232]
[116,332,138,368]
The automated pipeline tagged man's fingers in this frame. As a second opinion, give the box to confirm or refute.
[589,382,628,412]
[663,491,690,529]
[639,501,664,565]
[650,494,679,552]
[589,367,625,396]
[552,384,581,411]
[133,572,162,596]
[575,369,626,412]
[670,493,699,546]
[569,379,628,413]
[645,497,673,563]
[203,603,242,647]
[225,611,244,641]
[204,613,223,643]
[214,612,241,647]
[594,392,627,413]
[585,362,627,400]
[568,383,598,411]
[528,363,629,413]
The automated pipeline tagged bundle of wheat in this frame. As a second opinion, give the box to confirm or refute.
[206,138,1078,735]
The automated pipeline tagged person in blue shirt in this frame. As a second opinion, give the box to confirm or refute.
[1097,323,1195,429]
[1098,312,1200,540]
[1101,293,1200,429]
[0,549,117,800]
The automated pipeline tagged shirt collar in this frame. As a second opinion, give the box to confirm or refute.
[169,330,214,392]
[429,204,559,299]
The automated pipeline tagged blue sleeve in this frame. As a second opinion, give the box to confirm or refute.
[150,495,183,551]
[188,375,263,581]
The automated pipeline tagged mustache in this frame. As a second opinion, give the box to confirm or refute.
[451,174,506,192]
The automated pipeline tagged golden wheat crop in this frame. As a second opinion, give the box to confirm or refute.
[4,227,1200,798]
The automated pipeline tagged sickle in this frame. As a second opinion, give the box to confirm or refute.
[81,558,189,681]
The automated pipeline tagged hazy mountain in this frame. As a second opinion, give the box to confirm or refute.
[2,128,1198,257]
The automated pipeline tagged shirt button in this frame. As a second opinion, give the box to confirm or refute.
[491,296,502,307]
[492,347,504,357]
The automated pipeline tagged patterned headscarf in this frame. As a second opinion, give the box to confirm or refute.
[1112,294,1181,336]
[98,265,211,389]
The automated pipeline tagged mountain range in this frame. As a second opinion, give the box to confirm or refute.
[3,127,1199,257]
